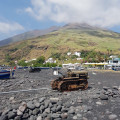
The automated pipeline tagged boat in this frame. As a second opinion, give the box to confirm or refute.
[0,69,15,79]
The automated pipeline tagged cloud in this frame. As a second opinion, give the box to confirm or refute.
[0,21,24,33]
[25,0,120,27]
[0,21,25,40]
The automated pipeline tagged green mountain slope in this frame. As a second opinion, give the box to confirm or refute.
[0,23,120,64]
[0,26,60,47]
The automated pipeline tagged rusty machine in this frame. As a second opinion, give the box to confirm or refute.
[29,67,41,73]
[51,69,89,92]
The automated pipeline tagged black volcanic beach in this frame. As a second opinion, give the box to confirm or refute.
[0,69,120,120]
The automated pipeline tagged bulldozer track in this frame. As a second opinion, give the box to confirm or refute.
[51,70,89,92]
[58,79,88,92]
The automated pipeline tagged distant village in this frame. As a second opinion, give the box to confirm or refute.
[9,51,120,71]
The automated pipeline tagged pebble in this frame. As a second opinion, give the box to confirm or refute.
[0,115,8,120]
[61,107,68,112]
[100,94,108,100]
[93,95,99,99]
[98,82,101,85]
[73,115,78,119]
[50,98,59,104]
[105,110,111,114]
[77,114,82,118]
[61,113,68,119]
[41,112,47,118]
[112,86,118,90]
[9,97,15,101]
[2,108,11,116]
[27,101,35,110]
[103,86,110,90]
[32,108,40,115]
[18,104,27,113]
[29,115,35,120]
[109,114,117,120]
[68,109,75,114]
[48,103,53,108]
[45,117,51,120]
[37,116,42,120]
[39,97,46,103]
[44,100,50,108]
[93,117,97,120]
[22,113,29,119]
[118,86,120,90]
[14,116,21,120]
[56,105,62,112]
[40,105,45,112]
[34,102,40,108]
[8,111,16,119]
[83,117,88,120]
[51,107,56,113]
[44,108,50,113]
[17,109,23,116]
[51,113,61,118]
[77,99,83,103]
[90,83,95,85]
[96,101,102,105]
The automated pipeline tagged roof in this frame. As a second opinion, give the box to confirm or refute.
[113,58,120,61]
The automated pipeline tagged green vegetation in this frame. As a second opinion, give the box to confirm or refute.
[18,56,58,67]
[51,53,62,60]
[42,63,57,67]
[5,54,12,62]
[18,60,28,67]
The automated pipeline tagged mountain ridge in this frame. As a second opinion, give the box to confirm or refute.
[0,26,60,47]
[0,23,116,47]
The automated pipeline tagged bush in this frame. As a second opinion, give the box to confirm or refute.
[36,56,45,64]
[51,53,61,60]
[71,55,78,59]
[18,60,28,66]
[81,50,109,63]
[5,54,12,62]
[9,61,15,66]
[43,63,57,67]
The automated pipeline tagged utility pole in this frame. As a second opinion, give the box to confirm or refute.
[104,54,105,70]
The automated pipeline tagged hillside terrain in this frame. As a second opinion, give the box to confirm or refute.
[0,23,120,64]
[0,26,60,47]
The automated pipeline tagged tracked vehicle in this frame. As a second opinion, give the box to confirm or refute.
[29,67,41,73]
[51,69,89,92]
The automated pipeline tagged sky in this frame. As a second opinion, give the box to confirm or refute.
[0,0,120,41]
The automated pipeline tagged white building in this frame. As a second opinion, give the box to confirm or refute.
[25,58,36,63]
[109,55,118,59]
[108,58,120,64]
[45,58,56,63]
[76,58,83,61]
[62,63,81,70]
[67,52,71,56]
[107,57,120,69]
[74,52,81,57]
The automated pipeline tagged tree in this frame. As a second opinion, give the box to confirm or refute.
[43,62,57,67]
[5,54,12,62]
[71,55,78,59]
[51,53,61,60]
[32,56,45,67]
[36,56,45,64]
[18,60,27,66]
[9,61,15,66]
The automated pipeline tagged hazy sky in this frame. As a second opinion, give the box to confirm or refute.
[0,0,120,40]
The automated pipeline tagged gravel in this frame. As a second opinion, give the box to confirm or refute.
[0,69,120,120]
[109,114,117,120]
